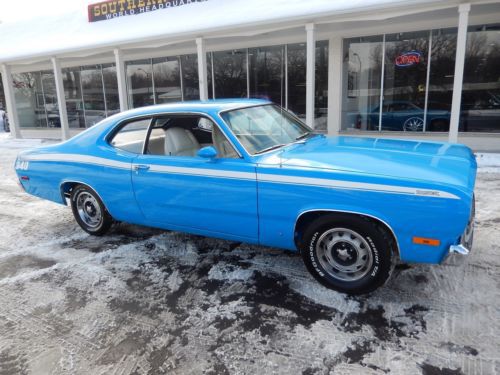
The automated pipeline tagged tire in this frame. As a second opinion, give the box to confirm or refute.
[70,184,113,236]
[403,117,424,131]
[300,214,395,295]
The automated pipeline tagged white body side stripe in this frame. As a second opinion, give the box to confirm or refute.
[25,153,130,169]
[257,173,459,199]
[149,164,254,180]
[22,153,460,199]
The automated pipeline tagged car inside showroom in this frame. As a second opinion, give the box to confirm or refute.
[0,0,499,374]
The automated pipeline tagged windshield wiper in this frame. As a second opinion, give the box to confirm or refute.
[254,144,287,155]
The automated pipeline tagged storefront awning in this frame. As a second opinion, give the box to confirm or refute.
[0,0,460,64]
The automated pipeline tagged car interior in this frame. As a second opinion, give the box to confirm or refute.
[145,116,239,158]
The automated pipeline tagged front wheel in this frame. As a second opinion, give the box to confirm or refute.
[70,184,113,236]
[300,214,395,295]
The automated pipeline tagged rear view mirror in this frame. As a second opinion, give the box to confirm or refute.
[197,146,218,159]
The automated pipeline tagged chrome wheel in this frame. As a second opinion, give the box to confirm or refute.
[403,117,424,131]
[316,228,373,282]
[76,191,102,228]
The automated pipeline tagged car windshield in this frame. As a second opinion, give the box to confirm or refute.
[220,104,312,155]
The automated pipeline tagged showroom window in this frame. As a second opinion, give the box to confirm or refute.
[341,35,383,131]
[211,49,247,99]
[461,23,500,133]
[63,67,85,128]
[126,59,155,108]
[0,74,5,110]
[64,64,120,129]
[426,28,457,132]
[152,57,182,104]
[382,31,430,132]
[286,43,306,119]
[102,64,120,117]
[12,64,119,129]
[342,23,500,133]
[12,71,57,128]
[80,65,105,128]
[315,40,329,132]
[249,45,285,107]
[126,53,199,106]
[180,54,200,100]
[206,41,328,131]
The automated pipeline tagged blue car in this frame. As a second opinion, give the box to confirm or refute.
[367,101,451,131]
[14,99,476,294]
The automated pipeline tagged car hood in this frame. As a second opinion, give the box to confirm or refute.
[259,136,477,192]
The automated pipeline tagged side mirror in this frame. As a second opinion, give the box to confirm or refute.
[197,146,218,159]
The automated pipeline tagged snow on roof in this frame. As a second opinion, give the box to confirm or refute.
[0,0,443,63]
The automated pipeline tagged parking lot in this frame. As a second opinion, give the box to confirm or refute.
[0,135,499,374]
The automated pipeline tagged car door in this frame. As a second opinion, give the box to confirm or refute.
[131,114,258,242]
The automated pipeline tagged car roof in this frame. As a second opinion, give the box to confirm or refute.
[114,98,272,120]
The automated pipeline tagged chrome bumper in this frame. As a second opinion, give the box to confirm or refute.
[447,195,475,258]
[448,244,470,256]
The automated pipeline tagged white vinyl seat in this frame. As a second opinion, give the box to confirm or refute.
[164,127,200,156]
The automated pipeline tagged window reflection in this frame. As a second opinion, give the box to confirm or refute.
[461,24,500,133]
[126,59,154,108]
[180,54,199,100]
[315,40,329,132]
[382,31,429,132]
[426,29,456,131]
[212,49,247,99]
[287,43,306,118]
[80,65,106,128]
[0,74,5,111]
[41,71,59,128]
[342,35,383,131]
[13,72,47,128]
[153,57,182,103]
[249,45,285,106]
[63,68,85,128]
[103,64,120,116]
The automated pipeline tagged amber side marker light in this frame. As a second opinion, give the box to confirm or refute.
[413,237,440,246]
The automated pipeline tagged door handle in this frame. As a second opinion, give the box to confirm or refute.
[133,164,150,172]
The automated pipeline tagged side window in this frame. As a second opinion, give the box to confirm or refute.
[213,124,239,158]
[110,118,150,153]
[144,115,239,159]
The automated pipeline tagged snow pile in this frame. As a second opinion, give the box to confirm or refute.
[476,152,500,174]
[0,133,56,149]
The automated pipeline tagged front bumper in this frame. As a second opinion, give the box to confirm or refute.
[446,195,475,260]
[449,243,470,256]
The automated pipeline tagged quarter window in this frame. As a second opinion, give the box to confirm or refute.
[110,118,150,153]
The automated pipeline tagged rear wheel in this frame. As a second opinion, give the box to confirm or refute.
[70,184,112,236]
[300,214,395,295]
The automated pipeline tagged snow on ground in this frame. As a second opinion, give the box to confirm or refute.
[0,136,499,374]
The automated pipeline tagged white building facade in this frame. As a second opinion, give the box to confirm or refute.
[1,0,500,151]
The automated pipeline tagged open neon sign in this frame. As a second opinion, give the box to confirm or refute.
[395,51,422,67]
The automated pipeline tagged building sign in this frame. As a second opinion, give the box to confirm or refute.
[395,51,422,67]
[88,0,208,22]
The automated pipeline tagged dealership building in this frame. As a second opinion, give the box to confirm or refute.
[0,0,499,150]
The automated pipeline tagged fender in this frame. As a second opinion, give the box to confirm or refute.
[294,208,401,258]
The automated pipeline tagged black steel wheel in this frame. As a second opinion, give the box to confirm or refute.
[300,214,395,295]
[70,184,112,236]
